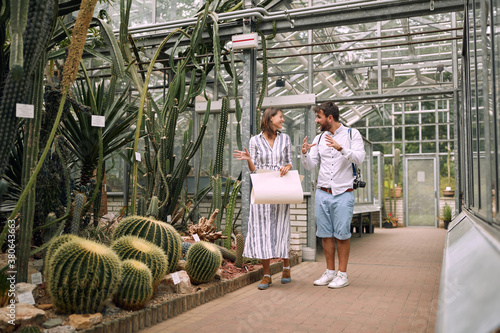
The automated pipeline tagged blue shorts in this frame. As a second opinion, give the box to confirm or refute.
[315,189,354,240]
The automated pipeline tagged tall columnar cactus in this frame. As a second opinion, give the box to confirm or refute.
[47,236,121,314]
[113,215,182,273]
[137,196,147,216]
[111,235,168,287]
[223,180,241,249]
[213,96,229,176]
[71,193,86,235]
[146,196,159,219]
[113,259,153,310]
[185,241,222,285]
[235,234,244,268]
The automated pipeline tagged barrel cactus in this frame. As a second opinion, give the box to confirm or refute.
[111,235,167,287]
[47,237,121,314]
[44,234,79,282]
[113,215,182,273]
[185,241,222,284]
[113,259,153,310]
[18,326,41,333]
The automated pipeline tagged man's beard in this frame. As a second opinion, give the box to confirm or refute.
[319,123,329,132]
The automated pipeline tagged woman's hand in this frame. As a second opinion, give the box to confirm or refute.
[233,148,251,161]
[280,164,292,177]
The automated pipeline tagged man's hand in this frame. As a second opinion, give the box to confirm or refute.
[325,134,342,151]
[302,137,316,154]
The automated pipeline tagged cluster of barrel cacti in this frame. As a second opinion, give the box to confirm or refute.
[112,215,182,273]
[46,235,122,314]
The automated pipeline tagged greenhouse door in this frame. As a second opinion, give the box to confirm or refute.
[404,156,438,227]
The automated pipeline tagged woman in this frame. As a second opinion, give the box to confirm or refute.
[233,107,293,290]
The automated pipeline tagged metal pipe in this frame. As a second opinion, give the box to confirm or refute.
[122,0,429,36]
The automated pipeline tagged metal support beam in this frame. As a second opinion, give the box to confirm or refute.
[240,0,257,239]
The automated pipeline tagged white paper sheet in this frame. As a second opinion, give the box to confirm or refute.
[250,170,304,204]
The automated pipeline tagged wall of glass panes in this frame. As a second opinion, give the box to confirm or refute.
[351,99,455,196]
[460,0,499,224]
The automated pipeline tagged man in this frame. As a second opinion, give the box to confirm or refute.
[301,101,365,288]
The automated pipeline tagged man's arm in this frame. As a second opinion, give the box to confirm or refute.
[301,135,320,171]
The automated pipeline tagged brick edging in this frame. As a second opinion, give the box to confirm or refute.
[82,254,301,333]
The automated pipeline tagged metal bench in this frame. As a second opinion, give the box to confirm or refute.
[351,204,381,238]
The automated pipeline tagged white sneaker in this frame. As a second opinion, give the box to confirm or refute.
[314,270,336,286]
[328,271,349,289]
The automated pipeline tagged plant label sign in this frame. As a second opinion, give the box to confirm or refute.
[172,272,180,285]
[16,103,34,118]
[31,272,43,285]
[91,115,106,127]
[193,234,200,242]
[17,292,36,305]
[135,152,141,161]
[167,215,171,222]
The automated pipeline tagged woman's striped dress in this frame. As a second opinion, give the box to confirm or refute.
[243,132,292,259]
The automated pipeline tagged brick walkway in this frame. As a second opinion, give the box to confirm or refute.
[141,227,446,333]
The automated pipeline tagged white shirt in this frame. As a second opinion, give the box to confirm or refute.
[301,124,366,196]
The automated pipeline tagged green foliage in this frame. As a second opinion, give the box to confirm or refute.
[47,236,121,314]
[443,203,452,222]
[60,79,137,188]
[185,241,222,284]
[111,235,168,287]
[113,259,153,310]
[112,215,182,273]
[0,271,10,307]
[235,233,244,268]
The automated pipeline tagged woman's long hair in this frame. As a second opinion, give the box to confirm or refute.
[260,107,282,136]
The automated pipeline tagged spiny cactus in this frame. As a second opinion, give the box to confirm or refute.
[44,234,79,282]
[113,215,182,273]
[47,236,121,314]
[71,193,86,235]
[181,242,192,258]
[185,241,222,285]
[137,196,147,216]
[223,180,241,249]
[235,233,244,268]
[111,235,167,287]
[113,259,153,310]
[146,196,159,218]
[17,326,41,333]
[215,244,236,262]
[0,272,10,307]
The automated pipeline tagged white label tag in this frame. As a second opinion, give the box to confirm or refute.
[17,292,36,305]
[172,272,180,285]
[16,103,34,118]
[91,115,105,127]
[135,152,141,161]
[193,234,200,242]
[31,272,43,285]
[167,215,172,222]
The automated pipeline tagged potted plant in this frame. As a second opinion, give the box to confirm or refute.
[443,203,452,229]
[443,147,455,197]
